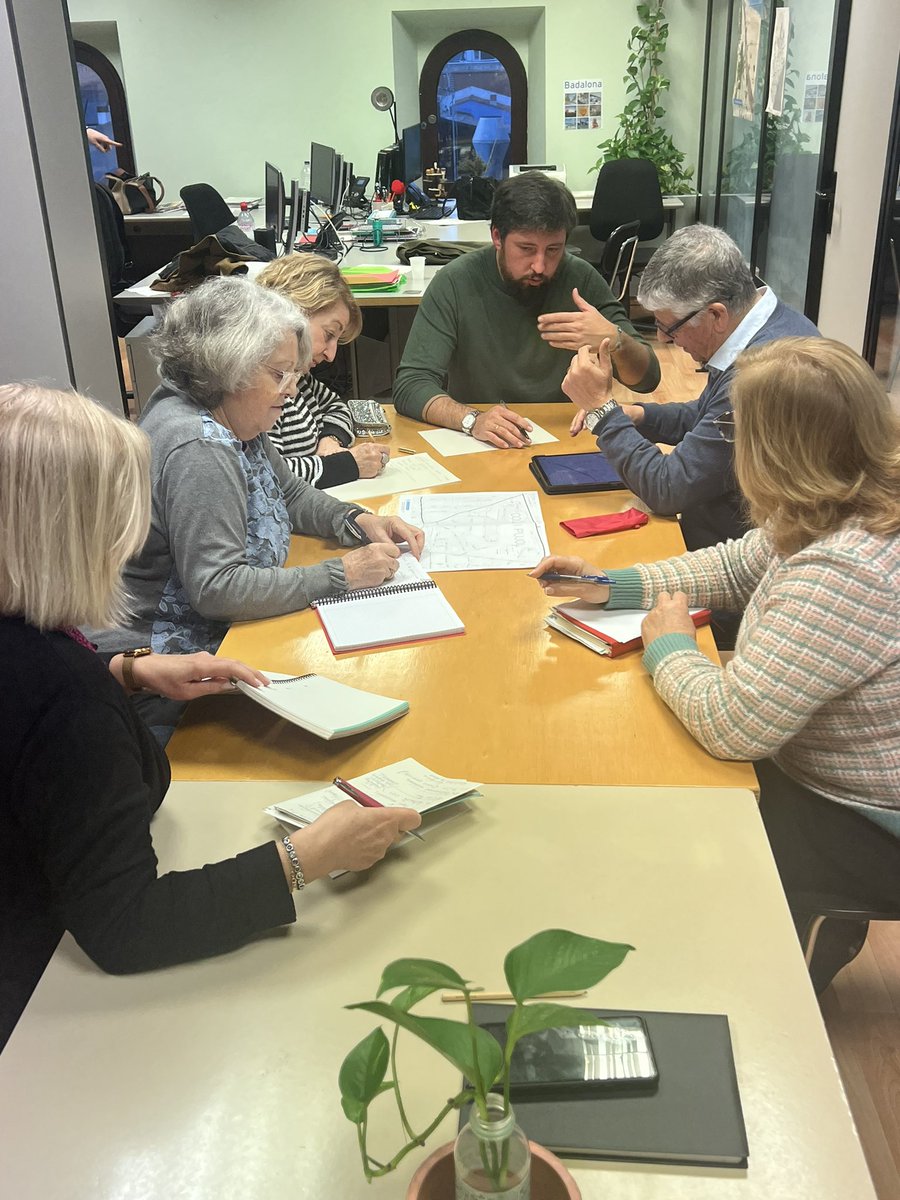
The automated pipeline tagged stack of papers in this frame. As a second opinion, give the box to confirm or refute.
[265,758,480,833]
[340,265,405,292]
[547,604,710,658]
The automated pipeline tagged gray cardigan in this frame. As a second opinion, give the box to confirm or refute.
[93,385,359,655]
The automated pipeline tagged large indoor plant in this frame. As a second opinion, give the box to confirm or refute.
[593,1,694,195]
[338,928,633,1194]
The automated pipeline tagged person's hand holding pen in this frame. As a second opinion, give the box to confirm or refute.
[334,777,425,840]
[279,800,422,884]
[471,405,533,449]
[529,555,611,603]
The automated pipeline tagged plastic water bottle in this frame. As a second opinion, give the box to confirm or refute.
[301,160,311,191]
[236,202,254,236]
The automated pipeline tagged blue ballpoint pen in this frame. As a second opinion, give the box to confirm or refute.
[540,571,612,585]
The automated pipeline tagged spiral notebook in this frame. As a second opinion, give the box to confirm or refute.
[313,554,464,653]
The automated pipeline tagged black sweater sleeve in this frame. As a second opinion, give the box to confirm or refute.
[19,694,296,974]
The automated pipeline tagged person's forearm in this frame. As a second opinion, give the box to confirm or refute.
[422,393,470,431]
[610,333,652,388]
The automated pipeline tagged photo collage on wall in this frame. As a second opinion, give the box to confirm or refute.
[563,78,602,130]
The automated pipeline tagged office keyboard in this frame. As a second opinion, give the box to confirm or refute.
[412,204,450,220]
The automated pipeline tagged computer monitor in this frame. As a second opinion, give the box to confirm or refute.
[332,153,344,209]
[265,161,285,231]
[309,142,336,206]
[283,179,301,252]
[342,159,353,203]
[400,124,423,185]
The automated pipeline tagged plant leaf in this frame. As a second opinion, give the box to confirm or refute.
[375,958,470,997]
[506,1002,609,1049]
[503,930,634,1003]
[348,1002,504,1089]
[338,1027,390,1123]
[391,984,441,1012]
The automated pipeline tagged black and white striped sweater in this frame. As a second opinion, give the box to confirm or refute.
[268,373,358,488]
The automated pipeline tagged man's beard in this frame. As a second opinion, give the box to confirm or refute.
[497,252,551,305]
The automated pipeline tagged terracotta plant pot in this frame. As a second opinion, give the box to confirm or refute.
[406,1140,581,1200]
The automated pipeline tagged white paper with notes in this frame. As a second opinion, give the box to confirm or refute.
[264,758,479,828]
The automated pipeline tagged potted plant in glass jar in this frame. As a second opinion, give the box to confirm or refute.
[338,928,633,1198]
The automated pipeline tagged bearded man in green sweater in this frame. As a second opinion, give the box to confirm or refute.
[392,171,660,449]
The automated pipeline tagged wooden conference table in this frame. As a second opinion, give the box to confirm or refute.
[0,779,875,1199]
[167,404,756,793]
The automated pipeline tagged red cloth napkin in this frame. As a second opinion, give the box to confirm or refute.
[560,508,649,539]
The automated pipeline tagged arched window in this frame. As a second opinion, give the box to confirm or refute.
[419,30,527,181]
[73,41,135,182]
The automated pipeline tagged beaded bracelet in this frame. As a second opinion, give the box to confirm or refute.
[282,836,306,891]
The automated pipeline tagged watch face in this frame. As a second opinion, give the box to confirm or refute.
[462,413,477,434]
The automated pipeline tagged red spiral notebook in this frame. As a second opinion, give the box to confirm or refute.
[547,602,711,658]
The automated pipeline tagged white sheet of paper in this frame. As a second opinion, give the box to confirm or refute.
[398,491,550,572]
[418,422,557,458]
[323,453,458,501]
[269,758,480,825]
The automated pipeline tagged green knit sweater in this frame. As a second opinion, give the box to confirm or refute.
[392,247,660,417]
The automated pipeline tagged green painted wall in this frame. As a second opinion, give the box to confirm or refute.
[69,0,708,200]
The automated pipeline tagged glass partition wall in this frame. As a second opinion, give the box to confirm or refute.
[698,0,850,320]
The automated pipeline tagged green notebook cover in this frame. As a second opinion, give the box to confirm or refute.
[463,1005,749,1168]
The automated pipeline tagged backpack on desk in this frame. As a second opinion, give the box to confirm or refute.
[447,174,497,220]
[105,169,165,215]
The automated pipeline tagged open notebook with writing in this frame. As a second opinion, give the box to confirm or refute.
[313,553,464,653]
[234,672,408,740]
[264,758,479,831]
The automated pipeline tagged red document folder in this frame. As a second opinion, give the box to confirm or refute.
[548,603,711,658]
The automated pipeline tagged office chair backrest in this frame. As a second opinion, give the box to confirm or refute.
[180,183,235,242]
[599,219,640,302]
[589,158,665,243]
[93,182,129,292]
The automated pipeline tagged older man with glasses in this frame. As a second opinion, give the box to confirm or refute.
[562,224,818,557]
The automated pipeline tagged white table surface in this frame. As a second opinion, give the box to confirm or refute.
[0,781,875,1200]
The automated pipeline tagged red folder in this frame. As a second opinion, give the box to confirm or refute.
[549,604,711,658]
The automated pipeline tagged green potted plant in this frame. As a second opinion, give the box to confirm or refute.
[593,1,694,196]
[338,928,633,1197]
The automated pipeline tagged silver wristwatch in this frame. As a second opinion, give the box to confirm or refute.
[461,410,478,436]
[584,398,619,433]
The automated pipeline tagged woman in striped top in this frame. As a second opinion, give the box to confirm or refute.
[257,255,388,488]
[534,338,900,990]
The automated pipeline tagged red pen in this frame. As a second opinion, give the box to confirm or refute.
[333,777,424,840]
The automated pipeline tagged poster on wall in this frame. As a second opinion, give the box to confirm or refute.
[802,71,828,122]
[733,0,762,121]
[563,79,602,130]
[765,7,791,116]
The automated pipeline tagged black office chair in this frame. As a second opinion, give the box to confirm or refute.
[798,890,900,994]
[180,183,235,241]
[589,159,665,301]
[598,219,640,302]
[92,182,141,337]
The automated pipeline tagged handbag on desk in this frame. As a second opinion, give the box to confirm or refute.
[105,169,165,216]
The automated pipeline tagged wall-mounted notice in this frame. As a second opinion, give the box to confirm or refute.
[563,78,602,131]
[765,7,791,116]
[733,0,762,120]
[802,71,828,123]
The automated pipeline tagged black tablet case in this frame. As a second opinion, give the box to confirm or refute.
[460,1004,748,1168]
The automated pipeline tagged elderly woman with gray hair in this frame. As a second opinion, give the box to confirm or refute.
[91,277,423,740]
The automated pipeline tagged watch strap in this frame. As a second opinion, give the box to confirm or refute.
[122,646,152,692]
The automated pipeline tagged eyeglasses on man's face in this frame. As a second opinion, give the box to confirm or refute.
[712,411,736,442]
[263,364,303,392]
[654,307,704,339]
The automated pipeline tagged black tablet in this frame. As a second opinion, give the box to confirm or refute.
[529,451,626,495]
